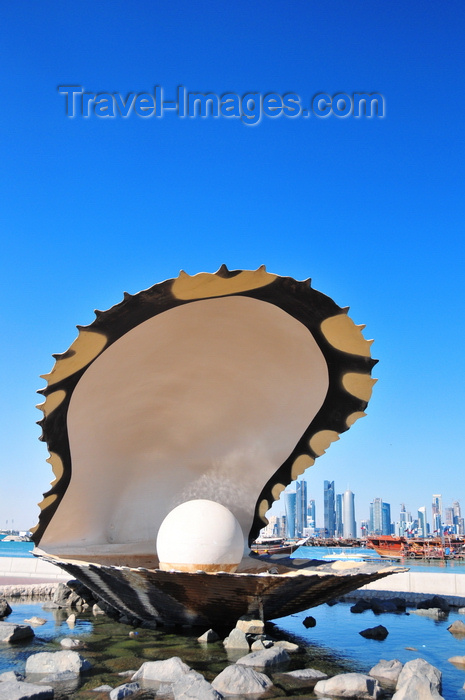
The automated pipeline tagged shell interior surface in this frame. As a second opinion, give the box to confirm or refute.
[34,267,376,568]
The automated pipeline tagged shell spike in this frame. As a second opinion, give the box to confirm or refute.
[217,264,230,275]
[257,264,267,272]
[123,292,132,300]
[342,306,350,314]
[178,270,190,279]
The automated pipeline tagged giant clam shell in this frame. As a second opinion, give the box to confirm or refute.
[32,266,393,627]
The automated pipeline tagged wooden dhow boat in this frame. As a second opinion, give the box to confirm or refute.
[32,267,404,628]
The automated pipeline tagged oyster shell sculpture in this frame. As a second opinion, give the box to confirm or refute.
[33,266,402,628]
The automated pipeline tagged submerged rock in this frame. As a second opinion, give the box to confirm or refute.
[417,596,449,613]
[197,629,220,643]
[412,608,447,620]
[0,671,25,682]
[303,615,317,627]
[223,628,249,650]
[212,664,272,695]
[314,672,383,698]
[447,619,465,636]
[109,682,140,699]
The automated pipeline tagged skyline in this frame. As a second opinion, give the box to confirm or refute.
[1,1,464,533]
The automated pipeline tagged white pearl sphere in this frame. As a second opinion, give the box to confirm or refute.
[156,500,244,573]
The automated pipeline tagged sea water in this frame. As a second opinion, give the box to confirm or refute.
[0,541,34,558]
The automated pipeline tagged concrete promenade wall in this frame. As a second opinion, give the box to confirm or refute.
[343,570,465,607]
[0,556,69,581]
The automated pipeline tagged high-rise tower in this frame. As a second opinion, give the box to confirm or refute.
[343,489,357,538]
[324,480,335,538]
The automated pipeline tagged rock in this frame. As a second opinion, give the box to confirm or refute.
[369,659,403,685]
[0,599,12,619]
[236,616,265,635]
[405,647,417,651]
[314,672,383,698]
[371,598,399,614]
[303,615,317,627]
[212,664,272,695]
[197,629,220,643]
[412,608,447,620]
[285,668,328,680]
[273,640,300,652]
[117,671,136,677]
[92,685,113,692]
[109,682,140,699]
[0,671,25,682]
[223,628,249,650]
[26,650,91,676]
[0,681,54,699]
[417,596,449,613]
[447,619,465,636]
[250,640,268,651]
[0,622,34,643]
[24,618,46,626]
[448,655,465,666]
[173,671,222,699]
[350,599,372,614]
[60,638,84,649]
[52,582,80,608]
[66,614,76,628]
[458,607,465,614]
[390,597,407,611]
[236,646,290,668]
[392,676,444,699]
[92,604,105,615]
[396,659,442,694]
[359,625,389,640]
[34,671,79,693]
[131,657,193,683]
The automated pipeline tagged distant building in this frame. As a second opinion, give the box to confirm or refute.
[343,489,357,538]
[283,490,297,538]
[360,519,369,539]
[308,499,316,531]
[370,498,383,535]
[335,493,343,537]
[418,506,427,537]
[296,480,308,536]
[324,480,336,538]
[382,502,391,535]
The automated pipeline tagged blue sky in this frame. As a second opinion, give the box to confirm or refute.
[1,1,464,532]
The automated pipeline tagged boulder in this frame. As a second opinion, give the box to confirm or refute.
[412,608,447,620]
[447,619,465,636]
[109,682,140,699]
[92,685,113,692]
[250,640,268,651]
[416,596,449,613]
[0,671,25,682]
[236,646,290,668]
[223,628,249,650]
[396,659,442,694]
[276,667,328,691]
[390,597,407,611]
[392,676,444,699]
[25,650,91,676]
[371,598,399,614]
[52,583,80,608]
[303,615,317,627]
[212,664,272,695]
[458,607,465,615]
[314,673,383,698]
[0,681,54,699]
[369,659,403,685]
[131,657,194,683]
[173,671,222,699]
[350,599,372,614]
[0,599,12,619]
[359,625,389,640]
[236,616,265,635]
[0,622,34,643]
[197,629,219,643]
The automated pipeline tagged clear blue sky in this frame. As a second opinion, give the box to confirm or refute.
[1,1,464,532]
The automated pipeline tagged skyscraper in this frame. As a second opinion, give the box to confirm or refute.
[324,480,335,538]
[308,499,316,531]
[283,490,297,538]
[370,497,383,535]
[382,502,391,535]
[335,493,343,537]
[296,480,308,536]
[343,489,356,538]
[418,506,427,537]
